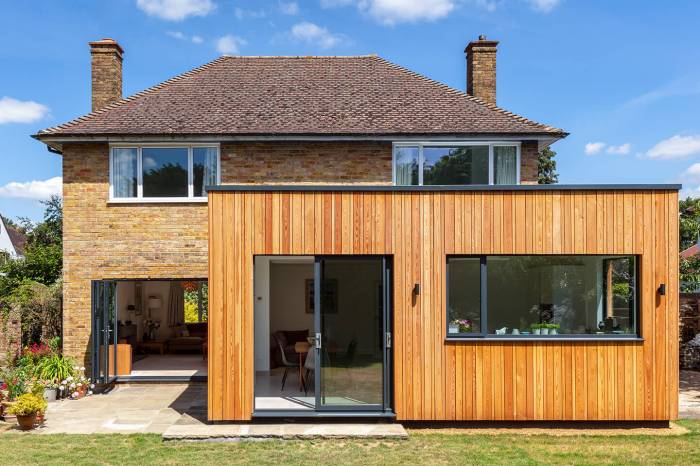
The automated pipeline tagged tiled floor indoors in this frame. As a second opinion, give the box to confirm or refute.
[130,354,207,378]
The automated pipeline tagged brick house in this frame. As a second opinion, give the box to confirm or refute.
[34,38,679,423]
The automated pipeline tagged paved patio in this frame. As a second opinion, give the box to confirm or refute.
[680,370,700,419]
[35,383,207,434]
[0,370,698,436]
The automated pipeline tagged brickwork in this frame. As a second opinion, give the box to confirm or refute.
[90,39,123,112]
[520,141,540,185]
[466,38,498,106]
[0,307,21,367]
[62,141,393,366]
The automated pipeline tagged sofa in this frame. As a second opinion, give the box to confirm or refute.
[168,322,208,354]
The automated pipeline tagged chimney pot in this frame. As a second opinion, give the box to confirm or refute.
[465,36,499,106]
[89,38,123,112]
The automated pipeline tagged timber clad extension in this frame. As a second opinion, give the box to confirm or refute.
[208,187,679,421]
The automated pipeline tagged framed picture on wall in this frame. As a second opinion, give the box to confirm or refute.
[305,279,338,314]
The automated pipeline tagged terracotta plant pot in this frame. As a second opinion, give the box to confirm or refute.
[16,413,37,431]
[35,412,46,425]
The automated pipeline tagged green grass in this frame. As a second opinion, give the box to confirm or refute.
[2,420,700,465]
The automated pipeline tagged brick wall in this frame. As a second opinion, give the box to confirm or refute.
[61,141,393,366]
[520,141,539,185]
[0,308,21,367]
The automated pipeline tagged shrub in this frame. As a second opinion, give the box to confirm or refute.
[37,354,74,383]
[8,393,47,416]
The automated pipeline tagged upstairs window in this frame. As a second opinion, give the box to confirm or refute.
[393,143,520,186]
[110,145,219,202]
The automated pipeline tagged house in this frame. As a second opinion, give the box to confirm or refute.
[33,37,679,423]
[0,215,26,259]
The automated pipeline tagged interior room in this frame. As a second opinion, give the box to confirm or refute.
[112,279,208,379]
[253,256,386,412]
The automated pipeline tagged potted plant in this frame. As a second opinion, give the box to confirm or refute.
[531,323,543,335]
[547,323,560,335]
[67,367,94,400]
[37,354,74,386]
[8,393,47,430]
[449,319,472,334]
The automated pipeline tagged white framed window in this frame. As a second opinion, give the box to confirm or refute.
[109,144,220,203]
[392,142,520,186]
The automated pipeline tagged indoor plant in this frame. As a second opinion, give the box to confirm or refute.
[547,323,560,335]
[531,323,543,335]
[8,393,47,430]
[449,319,472,333]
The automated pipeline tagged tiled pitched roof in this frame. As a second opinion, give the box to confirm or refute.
[36,55,565,138]
[6,224,26,256]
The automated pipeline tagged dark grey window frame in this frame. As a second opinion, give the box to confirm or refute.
[445,254,642,341]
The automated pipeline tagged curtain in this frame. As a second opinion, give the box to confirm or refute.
[193,147,218,197]
[168,282,185,327]
[494,146,517,185]
[112,148,138,197]
[394,146,419,185]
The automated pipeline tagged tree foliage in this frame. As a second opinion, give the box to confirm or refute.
[0,196,63,346]
[537,147,559,184]
[680,197,700,290]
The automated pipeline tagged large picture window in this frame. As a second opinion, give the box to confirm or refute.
[394,143,519,186]
[110,145,220,202]
[447,255,639,339]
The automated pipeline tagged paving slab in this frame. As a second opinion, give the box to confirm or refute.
[162,423,408,441]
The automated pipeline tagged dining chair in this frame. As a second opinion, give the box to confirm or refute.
[274,335,299,391]
[303,348,315,395]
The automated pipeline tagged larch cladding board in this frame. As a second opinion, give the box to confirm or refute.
[208,189,679,421]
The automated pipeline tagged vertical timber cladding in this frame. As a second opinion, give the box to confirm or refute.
[208,189,679,422]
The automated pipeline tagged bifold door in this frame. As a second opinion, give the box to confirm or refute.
[91,280,117,384]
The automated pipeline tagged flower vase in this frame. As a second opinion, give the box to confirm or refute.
[448,324,459,334]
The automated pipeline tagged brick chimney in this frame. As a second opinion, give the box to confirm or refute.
[465,35,498,106]
[89,38,123,112]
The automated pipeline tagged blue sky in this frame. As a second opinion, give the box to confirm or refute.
[2,0,700,221]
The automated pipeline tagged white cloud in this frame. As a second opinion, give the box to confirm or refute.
[234,7,266,20]
[279,1,299,15]
[215,35,246,55]
[321,0,455,25]
[606,143,631,155]
[584,142,606,155]
[0,97,50,125]
[0,177,62,200]
[527,0,560,13]
[647,135,700,160]
[136,0,215,21]
[166,31,203,44]
[291,22,345,49]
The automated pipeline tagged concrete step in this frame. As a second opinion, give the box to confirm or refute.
[163,423,408,441]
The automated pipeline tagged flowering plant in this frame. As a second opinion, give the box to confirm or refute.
[62,367,93,399]
[450,319,472,333]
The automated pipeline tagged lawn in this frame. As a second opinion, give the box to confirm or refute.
[2,420,700,465]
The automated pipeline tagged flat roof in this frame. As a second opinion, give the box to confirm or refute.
[206,184,682,192]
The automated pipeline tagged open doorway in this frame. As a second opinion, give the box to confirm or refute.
[253,255,392,415]
[92,279,208,382]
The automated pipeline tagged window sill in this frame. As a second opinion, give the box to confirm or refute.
[108,198,208,204]
[445,336,644,342]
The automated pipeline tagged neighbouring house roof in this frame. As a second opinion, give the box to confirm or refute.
[0,216,26,257]
[681,243,700,259]
[34,55,566,142]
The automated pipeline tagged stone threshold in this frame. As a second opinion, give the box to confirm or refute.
[162,423,408,441]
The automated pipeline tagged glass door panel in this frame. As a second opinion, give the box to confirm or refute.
[316,257,386,411]
[91,280,117,384]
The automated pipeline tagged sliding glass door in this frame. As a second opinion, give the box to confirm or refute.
[314,256,392,412]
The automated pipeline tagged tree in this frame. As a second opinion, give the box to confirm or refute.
[537,147,559,184]
[679,197,700,290]
[0,196,63,346]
